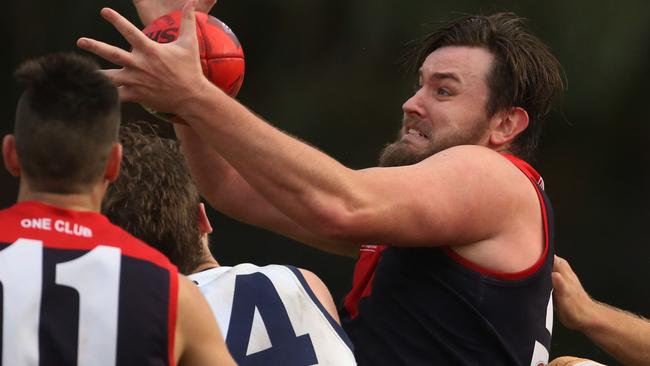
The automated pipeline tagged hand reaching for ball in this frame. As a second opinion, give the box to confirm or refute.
[77,1,208,115]
[138,9,245,122]
[143,10,244,97]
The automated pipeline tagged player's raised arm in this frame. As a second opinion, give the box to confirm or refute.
[81,3,357,256]
[174,124,358,257]
[78,3,536,249]
[77,3,205,109]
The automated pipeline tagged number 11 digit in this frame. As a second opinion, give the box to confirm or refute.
[0,239,121,366]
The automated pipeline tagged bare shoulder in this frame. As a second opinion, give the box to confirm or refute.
[431,146,547,271]
[423,145,537,201]
[297,268,341,324]
[424,145,528,179]
[177,273,205,305]
[347,145,540,248]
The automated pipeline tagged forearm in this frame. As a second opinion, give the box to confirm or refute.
[174,124,358,257]
[178,81,366,239]
[174,124,253,214]
[580,300,650,366]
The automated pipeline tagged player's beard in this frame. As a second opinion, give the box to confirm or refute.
[378,116,489,167]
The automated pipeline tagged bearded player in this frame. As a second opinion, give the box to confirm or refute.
[0,53,234,365]
[80,2,564,364]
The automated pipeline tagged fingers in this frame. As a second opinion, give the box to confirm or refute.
[551,272,566,294]
[553,255,571,273]
[117,85,138,102]
[554,256,579,282]
[178,0,199,48]
[101,69,131,87]
[100,8,152,51]
[552,256,572,295]
[91,68,140,102]
[557,256,585,286]
[77,38,134,68]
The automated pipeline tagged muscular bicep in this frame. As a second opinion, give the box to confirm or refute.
[337,146,534,247]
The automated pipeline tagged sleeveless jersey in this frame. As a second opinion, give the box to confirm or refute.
[341,154,555,366]
[189,263,356,365]
[0,201,178,366]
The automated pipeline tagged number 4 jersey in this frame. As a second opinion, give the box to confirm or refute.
[0,201,179,366]
[189,263,356,366]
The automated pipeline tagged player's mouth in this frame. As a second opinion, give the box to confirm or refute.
[401,125,430,145]
[406,128,428,139]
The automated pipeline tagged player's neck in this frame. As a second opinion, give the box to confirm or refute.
[192,258,220,274]
[17,182,104,213]
[191,236,220,273]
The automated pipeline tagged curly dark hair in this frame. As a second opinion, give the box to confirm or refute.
[408,13,565,161]
[102,122,203,274]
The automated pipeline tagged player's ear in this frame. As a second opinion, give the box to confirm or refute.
[104,142,122,182]
[489,107,529,146]
[197,203,213,235]
[2,134,21,177]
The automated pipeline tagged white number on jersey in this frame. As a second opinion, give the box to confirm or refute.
[529,290,553,366]
[0,239,121,366]
[226,272,318,365]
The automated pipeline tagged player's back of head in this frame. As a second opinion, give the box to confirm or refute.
[102,123,203,273]
[13,53,120,193]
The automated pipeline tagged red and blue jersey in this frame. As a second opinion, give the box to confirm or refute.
[342,154,555,365]
[0,201,178,366]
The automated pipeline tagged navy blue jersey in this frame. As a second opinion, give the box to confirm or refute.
[342,154,555,365]
[0,201,179,366]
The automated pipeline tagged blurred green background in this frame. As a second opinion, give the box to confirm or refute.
[4,0,650,363]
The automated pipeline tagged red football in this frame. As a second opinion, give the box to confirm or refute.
[143,11,245,97]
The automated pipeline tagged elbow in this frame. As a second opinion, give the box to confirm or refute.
[307,204,365,242]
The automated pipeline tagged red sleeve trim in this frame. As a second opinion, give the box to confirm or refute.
[442,155,550,281]
[167,271,179,366]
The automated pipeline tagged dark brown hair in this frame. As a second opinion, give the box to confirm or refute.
[409,13,565,160]
[13,53,120,193]
[102,123,203,274]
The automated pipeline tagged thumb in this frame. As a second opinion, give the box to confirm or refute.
[178,0,198,48]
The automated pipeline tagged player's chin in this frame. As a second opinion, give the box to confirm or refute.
[378,141,432,167]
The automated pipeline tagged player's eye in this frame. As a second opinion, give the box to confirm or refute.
[437,88,452,96]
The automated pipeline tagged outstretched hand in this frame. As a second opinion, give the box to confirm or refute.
[552,255,596,331]
[134,0,217,25]
[77,0,210,115]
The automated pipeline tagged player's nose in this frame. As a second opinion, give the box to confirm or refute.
[402,90,426,119]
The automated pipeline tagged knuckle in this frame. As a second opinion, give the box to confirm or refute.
[111,51,125,65]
